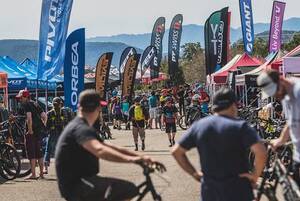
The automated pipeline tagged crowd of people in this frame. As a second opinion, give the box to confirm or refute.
[3,69,300,201]
[106,83,211,149]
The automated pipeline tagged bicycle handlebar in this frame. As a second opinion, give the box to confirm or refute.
[136,161,166,175]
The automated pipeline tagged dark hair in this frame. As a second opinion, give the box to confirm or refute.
[267,70,280,84]
[151,91,155,96]
[79,90,101,113]
[212,88,236,112]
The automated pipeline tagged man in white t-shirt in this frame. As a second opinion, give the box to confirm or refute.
[257,70,300,185]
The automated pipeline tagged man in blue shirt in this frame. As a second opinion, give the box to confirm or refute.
[172,88,267,201]
[148,91,158,129]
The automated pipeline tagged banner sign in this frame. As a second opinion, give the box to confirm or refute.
[204,7,230,75]
[37,0,73,80]
[140,46,157,78]
[168,14,183,80]
[119,47,136,81]
[269,1,286,53]
[95,52,113,100]
[64,28,85,112]
[239,0,255,54]
[150,17,166,79]
[122,54,141,101]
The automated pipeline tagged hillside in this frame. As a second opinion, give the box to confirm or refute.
[87,17,300,50]
[0,40,142,67]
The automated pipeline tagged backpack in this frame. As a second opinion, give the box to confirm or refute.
[29,102,47,138]
[134,105,144,121]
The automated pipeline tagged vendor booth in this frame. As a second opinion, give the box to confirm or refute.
[209,53,261,98]
[235,51,282,106]
[283,57,300,77]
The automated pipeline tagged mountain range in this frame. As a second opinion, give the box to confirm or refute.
[87,17,300,49]
[0,40,142,67]
[0,17,299,67]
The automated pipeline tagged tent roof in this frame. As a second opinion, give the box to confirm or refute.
[235,52,279,86]
[285,45,300,57]
[0,57,26,78]
[212,53,262,84]
[1,56,36,79]
[211,54,241,76]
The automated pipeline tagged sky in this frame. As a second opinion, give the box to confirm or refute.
[0,0,298,39]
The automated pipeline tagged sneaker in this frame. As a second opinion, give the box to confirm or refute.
[169,143,173,147]
[172,139,176,145]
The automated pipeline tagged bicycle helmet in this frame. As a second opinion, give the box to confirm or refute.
[192,94,200,101]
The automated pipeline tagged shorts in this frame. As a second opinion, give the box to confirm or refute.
[68,175,138,201]
[114,113,123,121]
[25,134,43,160]
[165,123,176,133]
[149,107,157,119]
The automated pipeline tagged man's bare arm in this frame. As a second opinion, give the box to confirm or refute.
[26,112,33,134]
[172,144,202,182]
[82,139,140,163]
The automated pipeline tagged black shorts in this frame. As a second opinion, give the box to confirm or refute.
[68,175,138,201]
[165,123,176,133]
[25,134,43,160]
[114,114,123,121]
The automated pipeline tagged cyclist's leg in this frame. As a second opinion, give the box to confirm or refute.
[171,123,176,145]
[72,175,138,201]
[165,123,172,147]
[132,127,139,151]
[139,127,145,150]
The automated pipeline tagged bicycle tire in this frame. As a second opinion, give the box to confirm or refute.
[178,115,188,130]
[154,195,162,201]
[0,143,21,180]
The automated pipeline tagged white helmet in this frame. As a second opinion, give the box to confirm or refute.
[192,94,200,101]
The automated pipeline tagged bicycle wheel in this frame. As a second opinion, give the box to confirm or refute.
[178,115,188,130]
[0,143,21,180]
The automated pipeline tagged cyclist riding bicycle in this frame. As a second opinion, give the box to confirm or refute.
[55,90,165,201]
[186,94,202,125]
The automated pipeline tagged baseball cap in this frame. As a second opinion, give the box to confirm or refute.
[100,100,108,106]
[52,97,62,105]
[16,90,30,99]
[212,88,236,112]
[257,70,279,99]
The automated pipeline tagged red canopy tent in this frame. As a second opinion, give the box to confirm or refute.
[212,53,262,84]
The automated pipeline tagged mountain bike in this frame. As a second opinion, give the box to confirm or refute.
[2,116,31,178]
[0,127,21,180]
[135,162,168,201]
[256,142,298,201]
[178,109,209,130]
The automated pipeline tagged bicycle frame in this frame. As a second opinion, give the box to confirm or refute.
[136,165,162,201]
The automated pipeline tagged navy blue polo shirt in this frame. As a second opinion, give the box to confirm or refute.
[178,115,260,201]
